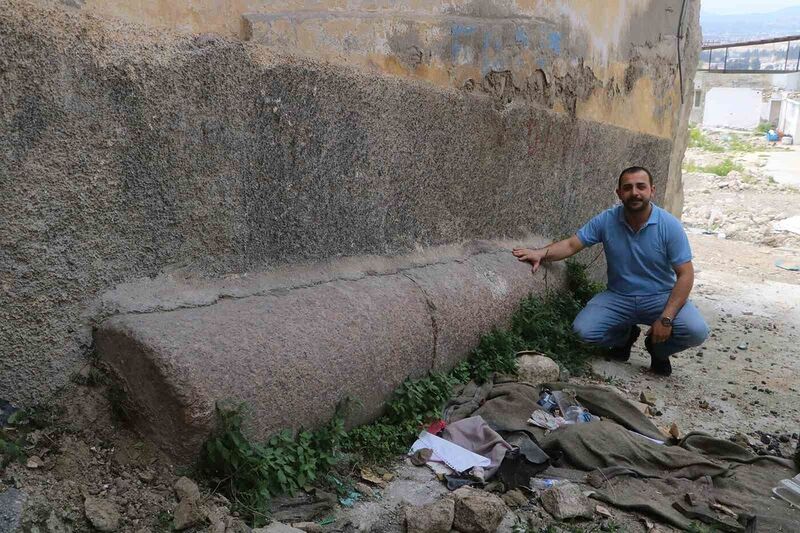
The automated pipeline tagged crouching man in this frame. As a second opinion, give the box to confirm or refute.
[513,166,708,376]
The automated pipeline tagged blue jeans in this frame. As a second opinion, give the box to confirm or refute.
[572,291,709,359]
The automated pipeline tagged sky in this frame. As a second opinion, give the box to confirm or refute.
[700,0,800,15]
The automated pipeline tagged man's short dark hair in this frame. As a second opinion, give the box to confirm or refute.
[618,166,653,187]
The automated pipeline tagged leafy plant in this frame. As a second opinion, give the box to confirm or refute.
[684,158,745,176]
[688,126,724,152]
[201,403,346,526]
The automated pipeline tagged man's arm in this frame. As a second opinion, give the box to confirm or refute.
[512,235,585,273]
[648,261,694,343]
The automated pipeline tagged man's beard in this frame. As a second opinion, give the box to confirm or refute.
[623,197,650,212]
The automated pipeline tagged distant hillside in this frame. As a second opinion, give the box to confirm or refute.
[700,6,800,43]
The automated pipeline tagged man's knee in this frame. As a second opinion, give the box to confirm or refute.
[573,314,602,344]
[683,319,709,347]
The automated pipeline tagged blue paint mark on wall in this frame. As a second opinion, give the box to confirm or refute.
[515,27,529,47]
[451,24,476,62]
[548,31,561,54]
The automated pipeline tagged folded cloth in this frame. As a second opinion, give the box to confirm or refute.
[441,416,512,478]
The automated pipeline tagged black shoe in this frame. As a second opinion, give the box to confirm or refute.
[645,336,672,376]
[608,325,641,362]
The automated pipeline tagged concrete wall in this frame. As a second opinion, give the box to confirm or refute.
[702,87,763,129]
[779,98,800,139]
[1,0,699,408]
[690,70,800,125]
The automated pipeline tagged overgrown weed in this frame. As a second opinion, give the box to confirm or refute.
[688,126,724,152]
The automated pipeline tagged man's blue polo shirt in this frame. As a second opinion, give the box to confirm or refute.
[576,204,692,296]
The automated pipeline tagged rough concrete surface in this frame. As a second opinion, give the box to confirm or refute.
[95,243,558,460]
[1,0,679,406]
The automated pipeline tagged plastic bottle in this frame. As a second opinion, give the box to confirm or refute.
[530,478,569,490]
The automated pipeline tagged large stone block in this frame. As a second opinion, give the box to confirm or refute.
[96,274,435,460]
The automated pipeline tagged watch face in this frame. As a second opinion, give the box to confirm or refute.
[661,317,672,326]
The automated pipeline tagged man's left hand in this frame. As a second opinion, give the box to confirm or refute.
[647,321,672,344]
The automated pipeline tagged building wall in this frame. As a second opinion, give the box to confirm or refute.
[779,98,800,139]
[0,0,700,406]
[702,87,763,129]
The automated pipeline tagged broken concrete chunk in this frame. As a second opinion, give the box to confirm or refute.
[405,498,455,533]
[290,523,323,533]
[173,499,204,531]
[639,391,657,406]
[540,482,592,520]
[517,354,560,385]
[501,489,528,508]
[452,487,507,533]
[84,497,122,532]
[174,477,201,503]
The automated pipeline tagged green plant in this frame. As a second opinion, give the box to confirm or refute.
[684,158,744,177]
[201,403,347,526]
[688,126,724,152]
[71,367,109,387]
[727,135,761,152]
[755,121,771,134]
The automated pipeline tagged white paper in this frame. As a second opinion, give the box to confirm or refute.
[409,431,491,473]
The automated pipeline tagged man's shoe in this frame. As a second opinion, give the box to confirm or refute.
[645,335,672,377]
[608,326,641,362]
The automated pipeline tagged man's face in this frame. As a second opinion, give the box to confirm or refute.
[616,170,655,213]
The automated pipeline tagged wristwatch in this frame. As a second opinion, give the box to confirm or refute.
[660,316,673,327]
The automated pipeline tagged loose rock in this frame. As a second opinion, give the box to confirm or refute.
[405,498,455,533]
[253,523,305,533]
[174,477,201,503]
[517,354,560,385]
[501,489,528,508]
[173,499,204,530]
[639,391,657,406]
[540,482,592,519]
[452,487,507,533]
[84,497,122,532]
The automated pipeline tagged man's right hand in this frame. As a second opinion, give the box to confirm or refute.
[512,247,547,273]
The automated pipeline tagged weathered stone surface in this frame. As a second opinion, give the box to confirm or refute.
[540,483,592,520]
[516,355,560,386]
[452,487,507,533]
[405,498,454,533]
[173,499,204,530]
[0,488,27,533]
[0,0,679,407]
[290,523,323,533]
[97,274,437,460]
[84,497,122,532]
[174,477,201,503]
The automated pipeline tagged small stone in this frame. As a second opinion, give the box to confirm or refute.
[639,391,657,406]
[779,435,790,443]
[595,505,613,518]
[669,422,681,440]
[738,342,748,350]
[26,455,44,469]
[291,522,323,533]
[792,433,799,440]
[501,489,528,508]
[517,354,560,385]
[354,482,374,498]
[405,498,455,533]
[699,400,709,409]
[540,482,592,519]
[174,477,201,503]
[173,499,203,531]
[729,355,737,360]
[761,435,771,445]
[452,487,506,533]
[84,497,122,532]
